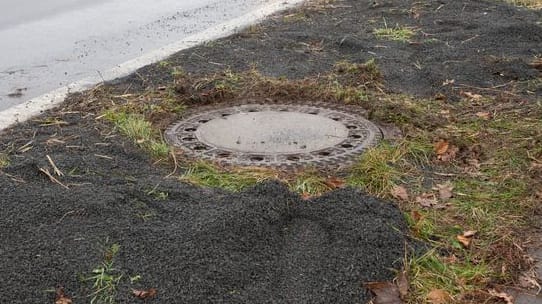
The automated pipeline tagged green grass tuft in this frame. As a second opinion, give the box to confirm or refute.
[374,24,416,42]
[348,142,407,196]
[104,111,170,159]
[84,243,122,304]
[0,153,9,169]
[180,162,276,192]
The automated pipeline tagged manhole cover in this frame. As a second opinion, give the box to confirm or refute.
[165,104,382,167]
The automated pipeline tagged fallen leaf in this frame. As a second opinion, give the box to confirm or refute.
[438,145,459,162]
[463,230,477,237]
[55,287,72,304]
[325,177,346,189]
[396,270,409,300]
[456,235,471,247]
[365,281,403,304]
[301,192,312,200]
[426,289,452,304]
[416,193,438,208]
[461,91,483,101]
[488,289,513,304]
[391,186,409,202]
[436,182,454,202]
[434,140,450,156]
[456,230,477,248]
[132,288,157,299]
[475,111,491,120]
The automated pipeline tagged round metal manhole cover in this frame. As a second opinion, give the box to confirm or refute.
[165,104,382,167]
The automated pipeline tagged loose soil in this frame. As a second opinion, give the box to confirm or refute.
[1,0,541,303]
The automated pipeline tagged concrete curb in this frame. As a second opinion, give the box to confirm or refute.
[0,0,305,131]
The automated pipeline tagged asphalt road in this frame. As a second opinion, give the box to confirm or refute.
[0,0,278,111]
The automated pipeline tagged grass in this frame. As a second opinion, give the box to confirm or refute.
[290,169,334,197]
[373,21,416,42]
[83,57,542,303]
[348,140,432,197]
[103,111,170,159]
[180,162,277,192]
[408,249,493,301]
[0,153,9,169]
[84,243,122,304]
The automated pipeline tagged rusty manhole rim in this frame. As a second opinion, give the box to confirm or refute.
[165,103,383,168]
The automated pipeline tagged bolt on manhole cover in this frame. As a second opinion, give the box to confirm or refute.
[165,104,382,168]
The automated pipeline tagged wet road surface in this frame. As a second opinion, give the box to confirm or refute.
[0,0,278,111]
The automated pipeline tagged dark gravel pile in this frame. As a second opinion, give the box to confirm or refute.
[113,0,541,100]
[0,114,411,303]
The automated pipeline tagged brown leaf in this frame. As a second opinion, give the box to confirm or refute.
[410,210,422,223]
[456,230,477,248]
[396,271,409,300]
[301,192,312,200]
[55,287,72,304]
[391,186,409,202]
[457,235,471,247]
[132,288,157,299]
[434,140,450,156]
[416,193,437,208]
[426,289,452,304]
[488,289,514,304]
[438,145,459,162]
[436,182,454,202]
[365,281,403,304]
[324,177,346,189]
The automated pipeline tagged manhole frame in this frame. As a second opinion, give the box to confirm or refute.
[165,102,383,168]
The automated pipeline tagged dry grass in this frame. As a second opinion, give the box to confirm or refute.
[505,0,542,8]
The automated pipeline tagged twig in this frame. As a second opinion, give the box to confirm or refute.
[46,155,64,176]
[39,167,69,190]
[433,172,457,177]
[460,35,479,44]
[94,154,114,160]
[55,210,78,225]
